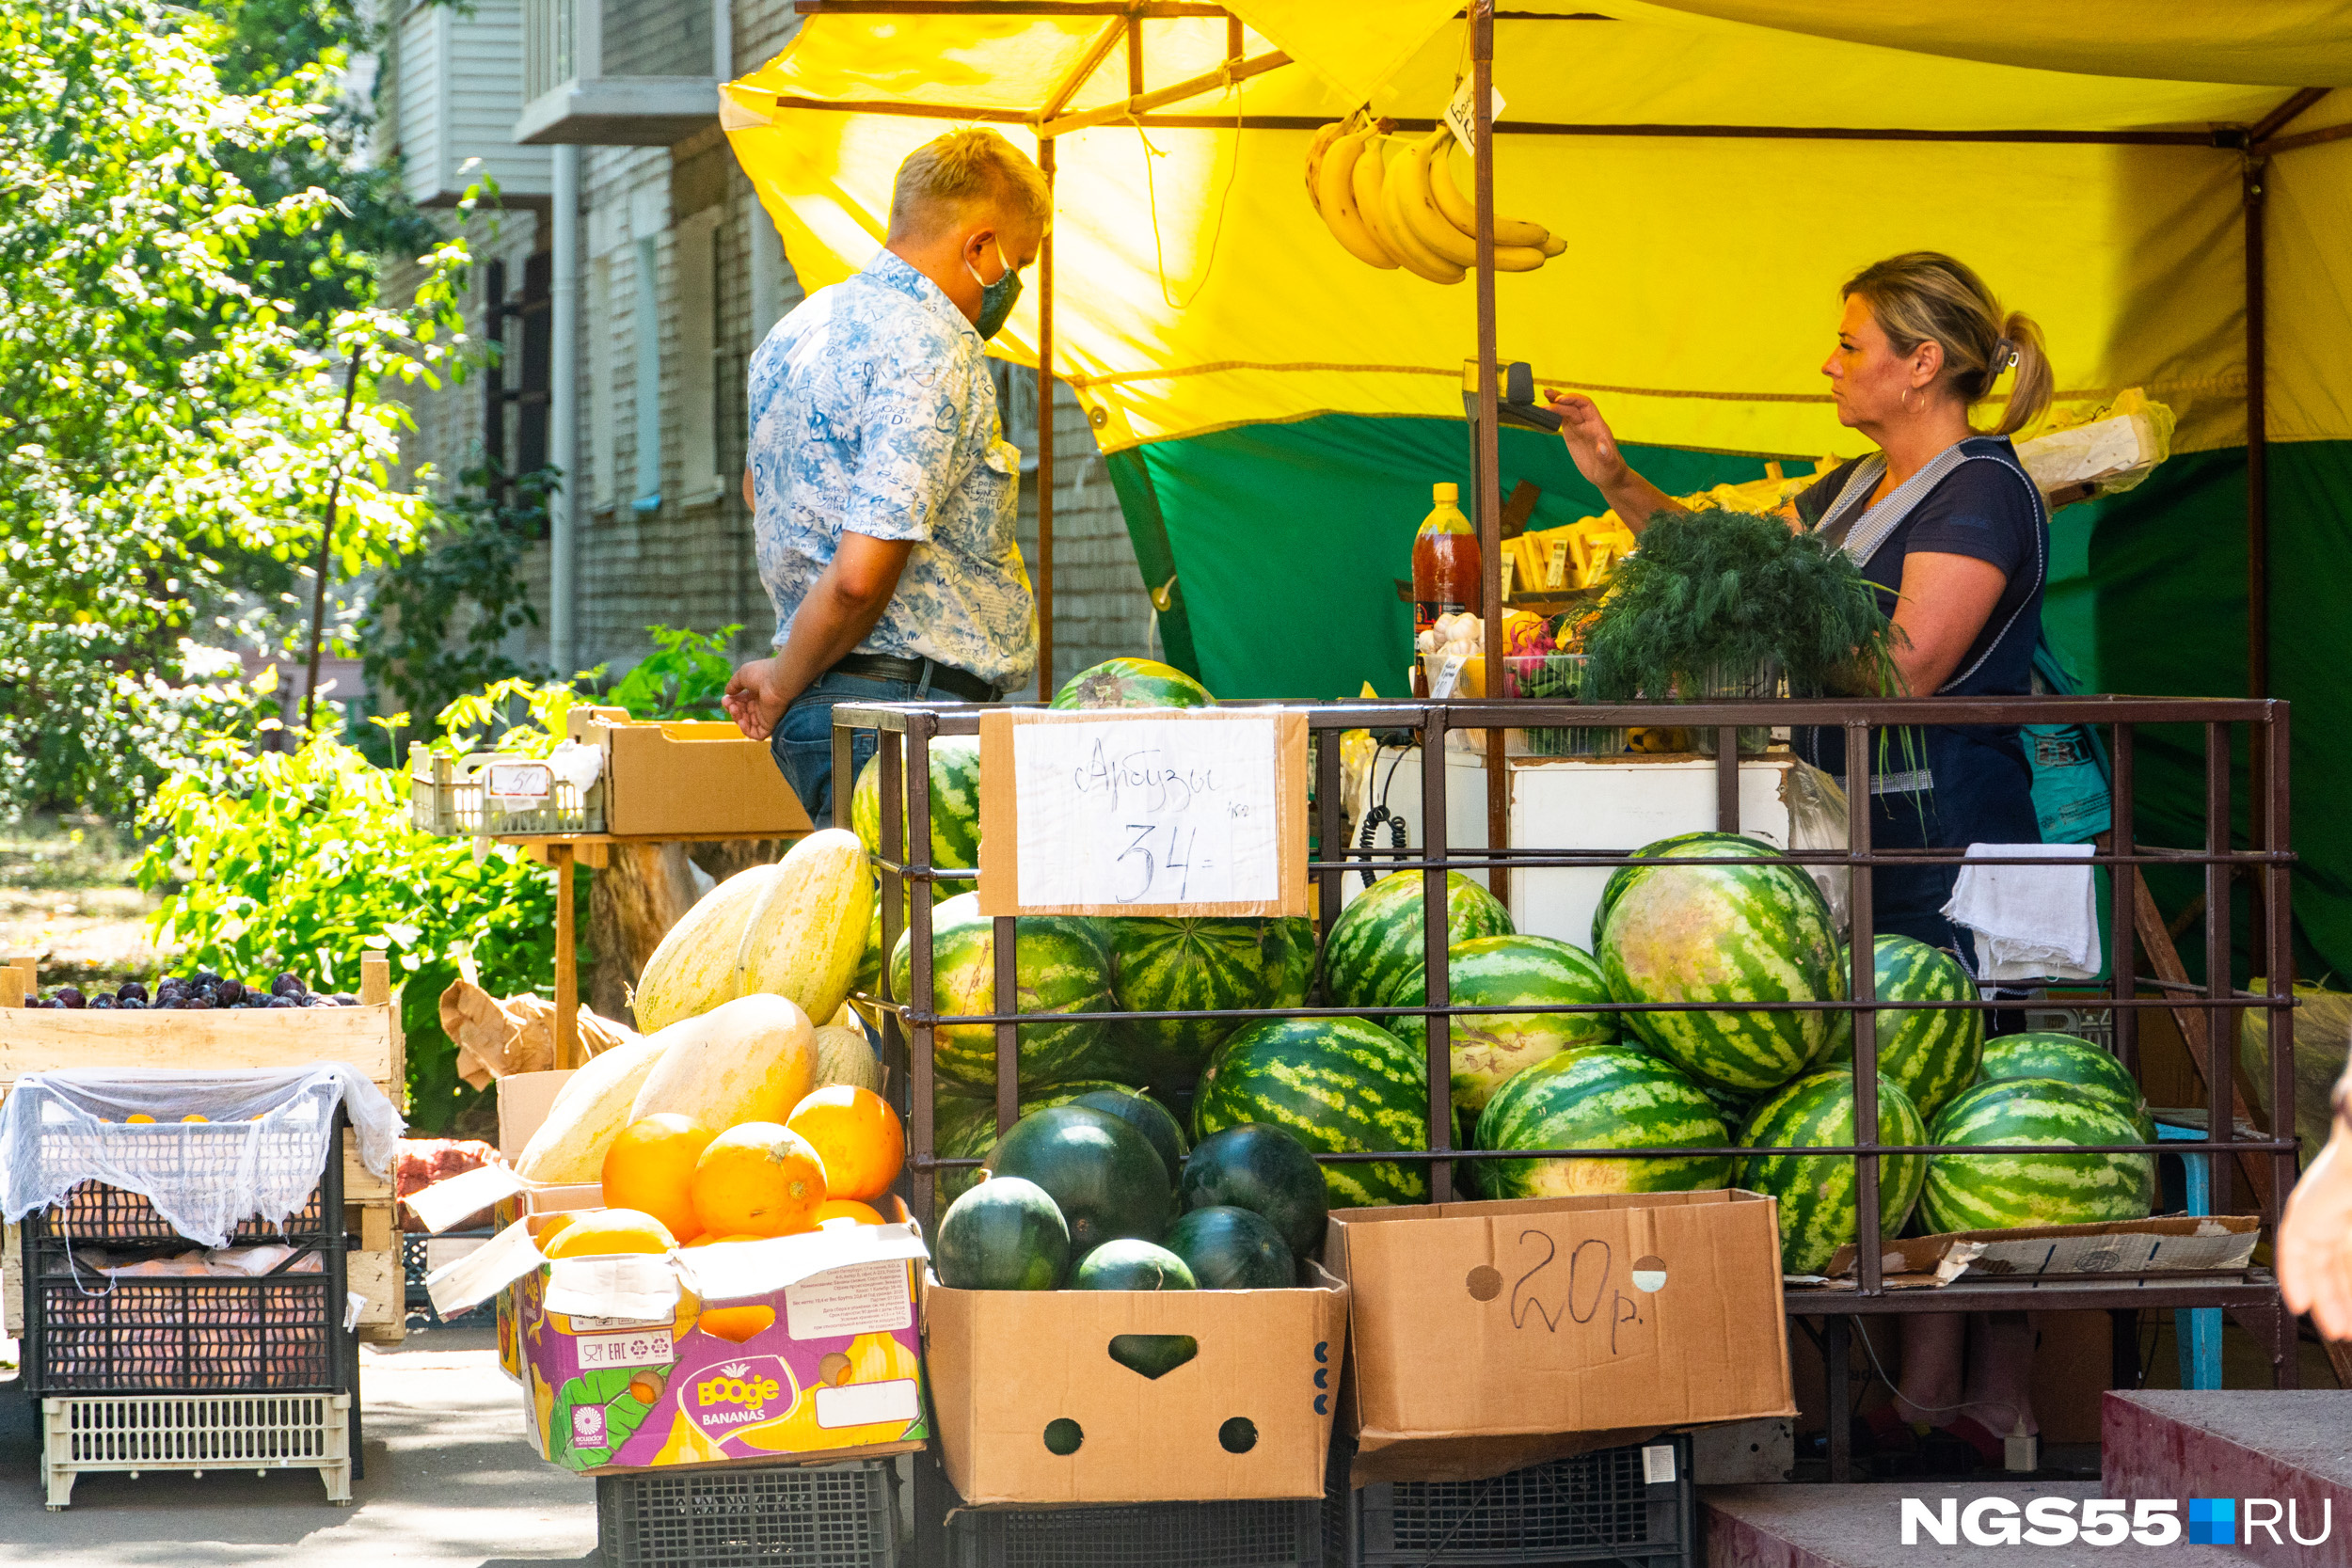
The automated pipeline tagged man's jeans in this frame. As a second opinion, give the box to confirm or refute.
[768,667,991,827]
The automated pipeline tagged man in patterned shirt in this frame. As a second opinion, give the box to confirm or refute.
[723,129,1046,817]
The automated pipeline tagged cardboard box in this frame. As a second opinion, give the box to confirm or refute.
[1814,1213,2265,1290]
[569,707,811,839]
[1327,1191,1796,1484]
[430,1201,930,1476]
[925,1267,1348,1506]
[495,1069,572,1161]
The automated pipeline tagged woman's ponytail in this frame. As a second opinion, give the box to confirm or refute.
[1990,309,2052,437]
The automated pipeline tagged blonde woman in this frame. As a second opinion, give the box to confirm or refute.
[1550,255,2059,1465]
[1549,251,2055,956]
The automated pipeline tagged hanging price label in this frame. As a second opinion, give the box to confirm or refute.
[1445,76,1506,158]
[978,709,1310,917]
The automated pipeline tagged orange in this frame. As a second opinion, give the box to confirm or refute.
[813,1198,887,1227]
[696,1305,777,1344]
[682,1231,765,1248]
[540,1208,676,1259]
[125,1114,155,1124]
[785,1086,903,1201]
[602,1114,718,1243]
[181,1115,209,1124]
[689,1122,829,1238]
[535,1213,577,1247]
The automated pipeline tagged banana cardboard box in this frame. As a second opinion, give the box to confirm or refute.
[424,1189,930,1476]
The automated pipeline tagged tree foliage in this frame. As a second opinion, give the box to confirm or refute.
[0,0,474,818]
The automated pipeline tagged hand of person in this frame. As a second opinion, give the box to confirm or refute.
[723,657,790,741]
[2280,1121,2352,1338]
[1545,389,1628,491]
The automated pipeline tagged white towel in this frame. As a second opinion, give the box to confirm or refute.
[1941,842,2100,984]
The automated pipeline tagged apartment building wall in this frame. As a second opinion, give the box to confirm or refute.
[377,0,1156,690]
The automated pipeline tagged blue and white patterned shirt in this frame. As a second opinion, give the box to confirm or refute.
[745,249,1037,689]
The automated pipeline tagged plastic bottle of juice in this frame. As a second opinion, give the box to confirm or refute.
[1411,483,1481,636]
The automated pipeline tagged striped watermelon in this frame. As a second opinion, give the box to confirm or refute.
[931,1081,1141,1211]
[1823,935,1982,1121]
[1737,1069,1928,1275]
[1378,935,1616,1114]
[1920,1078,2155,1234]
[1597,833,1849,1095]
[1590,832,1766,949]
[1703,1082,1759,1138]
[1049,657,1215,710]
[1105,917,1269,1089]
[1258,917,1317,1009]
[888,893,1121,1093]
[1324,870,1514,1011]
[1193,1017,1430,1208]
[850,736,981,901]
[1978,1033,2156,1143]
[1472,1043,1731,1197]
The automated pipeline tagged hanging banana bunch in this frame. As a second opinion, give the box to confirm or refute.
[1306,115,1564,284]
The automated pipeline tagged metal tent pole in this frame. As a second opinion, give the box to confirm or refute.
[1471,0,1506,911]
[1037,135,1057,704]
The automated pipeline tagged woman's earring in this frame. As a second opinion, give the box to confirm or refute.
[1900,386,1918,415]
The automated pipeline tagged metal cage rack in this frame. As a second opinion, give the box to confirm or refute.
[835,692,2297,1488]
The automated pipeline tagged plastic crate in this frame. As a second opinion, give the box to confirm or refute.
[28,1180,331,1251]
[946,1498,1323,1568]
[597,1458,898,1568]
[409,746,604,837]
[25,1275,341,1393]
[1327,1435,1696,1568]
[40,1391,352,1510]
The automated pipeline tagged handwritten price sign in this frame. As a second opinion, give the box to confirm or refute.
[978,709,1309,917]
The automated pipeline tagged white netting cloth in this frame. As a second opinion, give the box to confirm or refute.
[0,1066,404,1247]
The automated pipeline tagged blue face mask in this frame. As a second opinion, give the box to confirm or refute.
[966,237,1023,340]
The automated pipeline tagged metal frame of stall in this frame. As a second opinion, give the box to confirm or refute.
[837,690,2297,1488]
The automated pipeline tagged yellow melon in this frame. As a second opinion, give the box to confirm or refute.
[628,993,816,1132]
[513,1032,668,1184]
[811,1024,882,1093]
[632,830,872,1032]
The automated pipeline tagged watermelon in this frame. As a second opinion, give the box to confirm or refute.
[851,893,884,1006]
[1919,1078,2156,1234]
[1597,833,1849,1095]
[1179,1124,1329,1257]
[1259,917,1317,1008]
[934,1177,1070,1291]
[1105,917,1270,1088]
[889,892,1121,1093]
[850,735,982,901]
[984,1105,1172,1250]
[1978,1033,2155,1142]
[1164,1206,1295,1289]
[1193,1017,1430,1208]
[1736,1069,1928,1275]
[1379,935,1616,1114]
[1071,1087,1189,1186]
[1072,1239,1197,1290]
[1702,1082,1758,1138]
[1472,1043,1733,1197]
[1823,935,1982,1121]
[1050,657,1215,711]
[931,1081,1142,1211]
[1591,832,1776,949]
[1324,870,1514,1012]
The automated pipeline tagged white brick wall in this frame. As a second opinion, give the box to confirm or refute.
[378,0,1158,689]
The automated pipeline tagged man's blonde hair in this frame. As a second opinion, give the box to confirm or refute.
[887,128,1052,241]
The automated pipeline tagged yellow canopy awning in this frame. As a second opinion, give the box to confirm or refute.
[725,3,2347,462]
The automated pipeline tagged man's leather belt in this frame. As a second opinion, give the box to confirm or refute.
[831,653,997,705]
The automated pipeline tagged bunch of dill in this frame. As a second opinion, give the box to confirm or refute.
[1581,507,1899,702]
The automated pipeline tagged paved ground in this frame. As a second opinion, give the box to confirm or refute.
[0,1323,599,1565]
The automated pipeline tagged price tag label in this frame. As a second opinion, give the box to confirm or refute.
[1445,76,1506,158]
[1499,556,1516,602]
[1429,655,1467,699]
[574,1325,675,1370]
[1545,538,1571,590]
[978,710,1309,917]
[484,761,553,801]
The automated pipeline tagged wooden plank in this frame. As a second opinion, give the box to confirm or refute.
[359,1319,409,1346]
[359,1204,396,1253]
[2130,867,2274,1215]
[351,1247,399,1325]
[0,1005,399,1085]
[342,1130,394,1201]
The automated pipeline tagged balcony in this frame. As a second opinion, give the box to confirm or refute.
[517,0,729,146]
[380,0,551,205]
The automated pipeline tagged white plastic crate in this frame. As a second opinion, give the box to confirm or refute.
[41,1391,353,1509]
[408,746,604,837]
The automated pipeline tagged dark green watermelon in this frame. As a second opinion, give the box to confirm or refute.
[1164,1205,1294,1289]
[1179,1123,1329,1256]
[934,1177,1070,1291]
[1104,916,1269,1087]
[984,1105,1171,1251]
[1072,1239,1197,1290]
[930,1080,1140,1212]
[1049,658,1215,710]
[1071,1088,1187,1189]
[1193,1017,1430,1208]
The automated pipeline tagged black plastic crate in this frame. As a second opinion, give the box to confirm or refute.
[947,1498,1323,1568]
[25,1275,342,1394]
[26,1179,332,1251]
[1326,1435,1695,1568]
[598,1458,898,1568]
